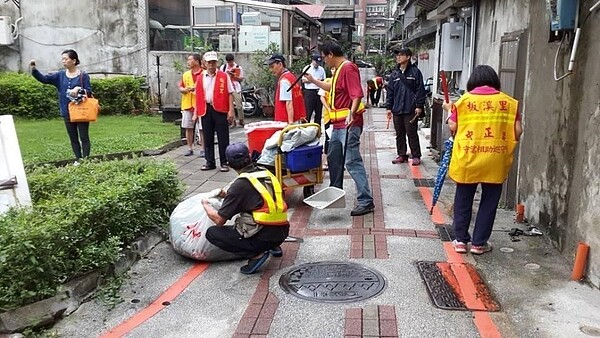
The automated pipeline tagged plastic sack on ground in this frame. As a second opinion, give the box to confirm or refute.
[169,191,243,261]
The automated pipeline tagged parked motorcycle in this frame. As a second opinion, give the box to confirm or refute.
[241,85,262,117]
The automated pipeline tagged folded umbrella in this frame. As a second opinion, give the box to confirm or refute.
[430,137,453,214]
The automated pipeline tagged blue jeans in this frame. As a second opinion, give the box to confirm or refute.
[328,126,373,207]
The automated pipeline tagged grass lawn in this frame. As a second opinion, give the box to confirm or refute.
[15,115,180,165]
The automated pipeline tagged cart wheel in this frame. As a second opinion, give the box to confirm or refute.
[303,185,315,198]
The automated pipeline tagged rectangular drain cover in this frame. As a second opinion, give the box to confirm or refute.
[416,261,466,311]
[413,179,435,187]
[435,224,455,242]
[416,261,500,312]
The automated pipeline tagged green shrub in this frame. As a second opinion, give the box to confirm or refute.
[0,73,58,118]
[91,77,150,116]
[0,72,150,119]
[0,159,184,310]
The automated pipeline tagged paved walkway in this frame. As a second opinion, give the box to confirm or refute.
[51,110,600,338]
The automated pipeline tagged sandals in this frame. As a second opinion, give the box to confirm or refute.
[220,165,230,172]
[201,164,216,171]
[240,252,270,275]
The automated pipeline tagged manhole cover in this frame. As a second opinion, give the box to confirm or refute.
[279,261,386,303]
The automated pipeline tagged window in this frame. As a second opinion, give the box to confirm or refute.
[194,7,215,25]
[216,6,233,24]
[193,6,234,26]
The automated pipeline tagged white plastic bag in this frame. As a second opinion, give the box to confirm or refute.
[169,192,242,261]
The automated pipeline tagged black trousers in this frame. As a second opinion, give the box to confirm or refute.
[453,183,503,246]
[206,225,289,257]
[369,88,382,106]
[64,119,90,160]
[201,104,230,166]
[393,113,421,159]
[303,89,322,124]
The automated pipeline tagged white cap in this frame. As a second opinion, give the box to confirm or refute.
[203,51,218,62]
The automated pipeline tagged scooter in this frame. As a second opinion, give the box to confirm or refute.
[241,85,262,117]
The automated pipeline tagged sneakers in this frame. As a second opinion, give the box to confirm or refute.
[411,158,421,166]
[470,243,493,255]
[452,240,468,253]
[184,149,193,156]
[350,203,375,216]
[392,156,407,164]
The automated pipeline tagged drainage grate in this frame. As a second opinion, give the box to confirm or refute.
[416,261,466,311]
[435,224,456,242]
[413,179,436,187]
[279,261,386,303]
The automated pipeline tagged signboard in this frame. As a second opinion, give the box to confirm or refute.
[0,115,31,214]
[238,25,270,52]
[219,34,233,52]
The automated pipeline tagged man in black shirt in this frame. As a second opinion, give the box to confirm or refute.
[204,143,289,274]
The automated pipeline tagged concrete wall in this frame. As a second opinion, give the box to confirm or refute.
[0,2,21,71]
[517,0,600,287]
[474,0,530,68]
[12,0,147,75]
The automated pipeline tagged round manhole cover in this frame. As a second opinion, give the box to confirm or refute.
[279,261,386,303]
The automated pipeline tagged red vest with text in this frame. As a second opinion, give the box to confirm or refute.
[274,70,306,122]
[195,70,229,116]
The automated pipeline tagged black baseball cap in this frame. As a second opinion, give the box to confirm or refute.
[265,54,286,65]
[311,54,322,62]
[394,47,413,57]
[225,143,250,165]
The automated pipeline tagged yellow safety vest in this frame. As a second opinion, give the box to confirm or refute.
[449,91,519,184]
[180,70,196,110]
[328,61,365,123]
[322,78,332,124]
[239,171,288,226]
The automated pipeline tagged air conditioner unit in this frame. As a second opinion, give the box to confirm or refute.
[0,16,14,45]
[331,27,341,34]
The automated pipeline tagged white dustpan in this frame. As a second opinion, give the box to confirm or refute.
[303,186,346,209]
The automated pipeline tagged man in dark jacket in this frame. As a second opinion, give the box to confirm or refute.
[386,48,426,166]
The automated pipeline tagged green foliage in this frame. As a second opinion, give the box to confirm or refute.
[0,72,58,118]
[184,35,213,52]
[0,72,150,119]
[91,77,149,116]
[247,43,281,101]
[94,275,124,310]
[0,159,184,310]
[366,54,396,77]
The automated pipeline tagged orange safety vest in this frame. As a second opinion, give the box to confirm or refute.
[328,61,365,123]
[448,91,519,184]
[274,70,306,123]
[195,70,230,116]
[180,70,196,110]
[239,171,288,226]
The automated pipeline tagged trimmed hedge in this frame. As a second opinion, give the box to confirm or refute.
[0,159,184,310]
[0,72,150,119]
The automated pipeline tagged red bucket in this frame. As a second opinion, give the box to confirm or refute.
[244,122,287,155]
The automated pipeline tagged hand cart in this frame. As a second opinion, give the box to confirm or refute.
[273,123,324,198]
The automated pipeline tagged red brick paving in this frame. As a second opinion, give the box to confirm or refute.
[344,305,399,338]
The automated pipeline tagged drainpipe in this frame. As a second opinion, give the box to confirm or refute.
[468,1,478,77]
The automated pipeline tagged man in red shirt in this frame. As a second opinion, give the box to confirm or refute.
[266,54,306,124]
[178,54,204,157]
[304,42,374,216]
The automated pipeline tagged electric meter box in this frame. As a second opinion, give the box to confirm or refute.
[439,22,464,72]
[546,0,578,31]
[0,16,14,45]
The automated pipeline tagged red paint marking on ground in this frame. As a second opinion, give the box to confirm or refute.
[409,162,503,336]
[100,263,210,338]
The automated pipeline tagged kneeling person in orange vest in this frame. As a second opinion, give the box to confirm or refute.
[203,143,289,274]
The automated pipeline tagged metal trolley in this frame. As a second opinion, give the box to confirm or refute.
[272,123,324,198]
